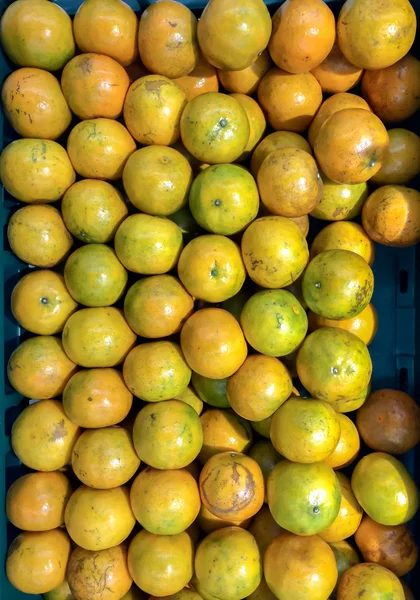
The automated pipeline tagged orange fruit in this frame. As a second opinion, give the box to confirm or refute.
[335,383,371,414]
[0,0,75,70]
[192,373,230,408]
[218,50,272,96]
[362,185,420,248]
[175,55,219,100]
[258,148,322,217]
[194,527,262,600]
[310,175,368,221]
[115,213,183,274]
[132,400,203,470]
[258,68,322,132]
[329,540,360,598]
[251,416,273,439]
[130,467,200,535]
[181,308,248,379]
[356,389,420,455]
[311,42,363,94]
[248,505,283,555]
[337,563,405,600]
[308,303,378,346]
[168,204,204,241]
[73,0,138,67]
[324,413,360,469]
[6,529,71,595]
[6,471,72,532]
[43,580,74,600]
[198,408,253,464]
[180,92,250,164]
[197,503,251,534]
[63,368,133,428]
[319,472,363,543]
[269,0,335,73]
[230,93,266,160]
[247,578,277,600]
[67,545,132,600]
[241,216,309,288]
[310,222,375,266]
[173,386,204,415]
[250,130,312,178]
[197,0,271,70]
[248,442,282,503]
[67,118,136,180]
[371,128,420,185]
[11,398,80,469]
[11,270,77,336]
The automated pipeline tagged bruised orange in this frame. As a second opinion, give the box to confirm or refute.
[250,131,312,178]
[311,42,363,94]
[310,222,375,266]
[218,50,272,96]
[319,472,363,543]
[371,128,420,185]
[337,563,405,600]
[198,408,253,464]
[310,175,368,221]
[324,413,360,470]
[308,303,378,346]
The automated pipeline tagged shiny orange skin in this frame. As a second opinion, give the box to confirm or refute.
[309,304,378,347]
[218,50,272,96]
[250,131,312,178]
[248,505,283,555]
[197,503,251,533]
[6,471,72,531]
[175,55,219,100]
[197,0,272,71]
[329,540,361,599]
[371,129,420,185]
[319,472,363,543]
[67,118,136,180]
[258,147,322,217]
[192,373,230,408]
[269,0,335,74]
[199,451,264,521]
[62,307,136,368]
[231,93,266,160]
[124,75,187,145]
[337,563,405,600]
[310,221,375,266]
[73,0,138,67]
[311,42,363,94]
[314,108,390,184]
[181,308,248,379]
[11,270,77,336]
[128,530,194,597]
[258,68,322,132]
[63,368,133,428]
[362,185,420,248]
[0,0,75,70]
[361,55,420,123]
[138,1,199,78]
[198,408,253,464]
[6,529,71,595]
[310,175,369,222]
[2,68,71,139]
[355,516,418,577]
[335,384,371,414]
[61,53,130,120]
[67,545,132,600]
[324,413,360,470]
[356,389,420,455]
[174,386,204,415]
[264,532,338,600]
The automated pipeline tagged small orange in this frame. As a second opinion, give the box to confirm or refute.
[311,42,363,94]
[371,129,420,185]
[175,55,219,101]
[174,386,204,415]
[248,442,282,503]
[43,580,74,600]
[319,472,363,543]
[324,413,360,469]
[192,372,230,408]
[310,222,375,266]
[310,175,368,221]
[248,505,283,555]
[250,131,312,177]
[337,563,405,600]
[308,303,378,347]
[218,50,272,96]
[197,503,251,534]
[251,416,273,439]
[198,408,253,464]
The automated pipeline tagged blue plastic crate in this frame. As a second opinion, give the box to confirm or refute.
[0,0,419,598]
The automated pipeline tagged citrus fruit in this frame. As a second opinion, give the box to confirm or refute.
[168,204,204,241]
[310,174,368,221]
[248,442,282,502]
[221,287,253,322]
[250,131,312,177]
[198,408,253,464]
[337,563,405,600]
[329,541,360,598]
[324,413,360,470]
[308,303,378,347]
[319,472,363,543]
[334,384,371,414]
[218,50,272,96]
[248,505,283,555]
[247,578,277,600]
[43,580,74,600]
[196,503,251,534]
[311,222,375,266]
[174,386,204,415]
[230,93,266,160]
[251,416,273,439]
[311,42,363,94]
[192,373,230,408]
[174,55,219,100]
[371,128,420,185]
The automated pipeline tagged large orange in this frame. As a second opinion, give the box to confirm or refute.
[269,0,335,73]
[250,131,312,177]
[175,55,219,100]
[319,472,363,543]
[197,0,271,70]
[258,68,322,132]
[337,563,404,600]
[309,303,378,347]
[310,175,368,221]
[371,128,420,185]
[310,222,375,266]
[192,373,230,408]
[218,50,272,96]
[329,540,360,598]
[198,408,253,464]
[197,503,251,534]
[311,42,363,94]
[248,505,283,555]
[324,413,360,470]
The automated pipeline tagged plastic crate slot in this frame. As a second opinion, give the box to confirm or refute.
[400,269,409,294]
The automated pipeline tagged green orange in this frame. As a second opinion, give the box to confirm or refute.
[310,174,369,221]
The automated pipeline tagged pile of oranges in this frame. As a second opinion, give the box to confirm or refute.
[1,0,420,598]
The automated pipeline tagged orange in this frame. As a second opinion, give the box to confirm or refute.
[324,413,360,469]
[314,108,389,184]
[241,216,309,288]
[230,94,266,160]
[168,204,204,241]
[310,175,368,221]
[192,373,230,408]
[128,530,193,597]
[258,68,322,132]
[269,0,335,73]
[361,54,420,123]
[63,368,133,428]
[6,529,71,595]
[67,118,136,180]
[124,275,193,338]
[43,580,74,600]
[0,139,75,204]
[62,307,136,368]
[123,341,191,402]
[355,516,418,577]
[2,67,71,139]
[67,545,132,600]
[337,563,405,600]
[250,131,312,178]
[337,0,416,70]
[197,503,251,534]
[0,0,75,70]
[352,452,419,526]
[258,148,322,217]
[198,408,253,464]
[130,467,200,535]
[251,416,273,439]
[189,164,259,235]
[248,442,282,503]
[248,578,277,600]
[221,287,253,322]
[73,0,138,67]
[180,92,250,164]
[138,1,199,78]
[334,383,371,414]
[6,471,72,531]
[362,185,420,248]
[181,308,248,379]
[197,0,271,70]
[371,128,420,185]
[11,400,80,471]
[62,179,128,243]
[11,270,77,335]
[123,75,187,145]
[123,146,193,216]
[329,540,360,598]
[199,451,264,521]
[319,472,363,543]
[175,55,219,101]
[174,386,204,415]
[308,303,378,346]
[310,222,375,266]
[296,327,372,406]
[194,527,262,600]
[356,389,420,455]
[264,532,337,600]
[248,505,283,555]
[218,50,271,96]
[311,42,363,93]
[132,400,203,470]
